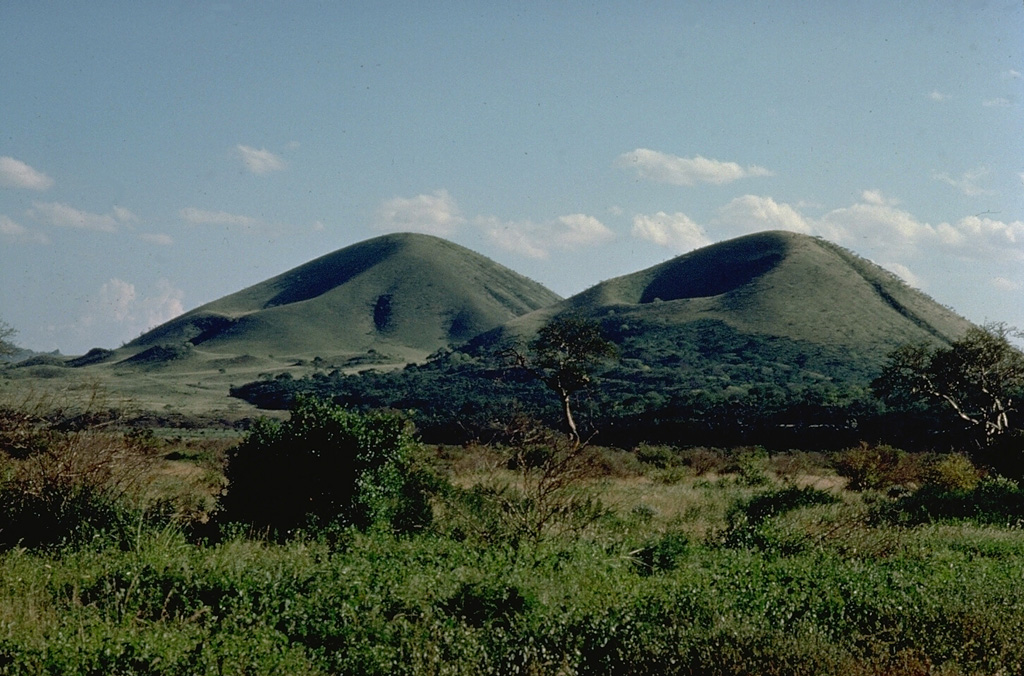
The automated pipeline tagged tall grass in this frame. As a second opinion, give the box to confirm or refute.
[1,399,1023,674]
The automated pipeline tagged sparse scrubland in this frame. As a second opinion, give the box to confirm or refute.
[1,394,1024,675]
[0,233,1020,672]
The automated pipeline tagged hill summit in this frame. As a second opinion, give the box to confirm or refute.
[488,230,971,356]
[118,232,562,365]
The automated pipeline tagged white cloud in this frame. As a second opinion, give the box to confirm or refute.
[880,262,924,289]
[821,201,934,248]
[81,278,185,339]
[631,211,711,252]
[550,214,615,247]
[97,279,137,323]
[484,218,548,258]
[0,214,49,244]
[0,156,53,190]
[992,277,1022,292]
[142,279,186,329]
[983,97,1012,107]
[617,148,773,186]
[482,213,613,259]
[236,145,286,174]
[714,194,823,238]
[139,232,173,246]
[28,202,135,232]
[950,215,1024,260]
[634,191,1024,270]
[180,207,258,228]
[860,189,895,206]
[112,205,138,223]
[1002,69,1022,80]
[375,190,465,236]
[928,90,949,101]
[933,167,996,196]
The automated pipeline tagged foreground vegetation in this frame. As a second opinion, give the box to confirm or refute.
[2,396,1024,674]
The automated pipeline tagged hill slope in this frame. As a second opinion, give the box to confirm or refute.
[230,231,978,446]
[483,230,971,358]
[115,232,562,366]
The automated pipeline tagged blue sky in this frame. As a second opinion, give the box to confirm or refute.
[1,1,1022,354]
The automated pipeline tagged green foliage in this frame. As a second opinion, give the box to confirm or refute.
[220,397,432,536]
[5,522,1024,675]
[439,580,535,629]
[728,446,771,487]
[634,443,679,469]
[0,318,16,359]
[874,323,1024,449]
[509,314,618,441]
[882,475,1024,526]
[833,443,920,491]
[722,485,839,553]
[924,453,980,492]
[528,315,618,394]
[631,530,689,576]
[231,317,889,450]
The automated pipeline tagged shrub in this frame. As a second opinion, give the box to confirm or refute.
[728,447,770,487]
[833,443,921,491]
[722,485,839,553]
[923,453,980,492]
[634,443,677,469]
[0,408,163,550]
[439,580,534,629]
[632,530,689,576]
[678,447,728,476]
[220,397,432,537]
[882,475,1024,526]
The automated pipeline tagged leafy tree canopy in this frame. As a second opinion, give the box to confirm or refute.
[873,323,1024,449]
[505,315,618,442]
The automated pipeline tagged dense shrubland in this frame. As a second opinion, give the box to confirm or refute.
[1,392,1024,674]
[229,317,973,453]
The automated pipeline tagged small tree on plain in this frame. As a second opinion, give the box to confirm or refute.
[504,315,617,443]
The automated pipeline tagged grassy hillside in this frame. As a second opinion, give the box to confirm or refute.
[489,231,971,354]
[114,232,561,366]
[231,232,979,448]
[3,230,980,428]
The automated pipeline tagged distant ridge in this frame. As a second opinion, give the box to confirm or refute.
[112,233,562,365]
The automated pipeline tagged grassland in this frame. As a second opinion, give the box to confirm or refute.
[1,397,1024,675]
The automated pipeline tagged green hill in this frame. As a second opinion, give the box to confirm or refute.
[230,231,977,447]
[110,232,562,367]
[480,230,971,359]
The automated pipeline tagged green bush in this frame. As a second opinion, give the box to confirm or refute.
[722,485,838,553]
[634,443,677,469]
[0,482,141,550]
[883,475,1024,526]
[220,398,433,537]
[923,453,980,492]
[439,580,534,629]
[632,530,689,576]
[729,447,770,486]
[0,412,165,550]
[833,443,920,491]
